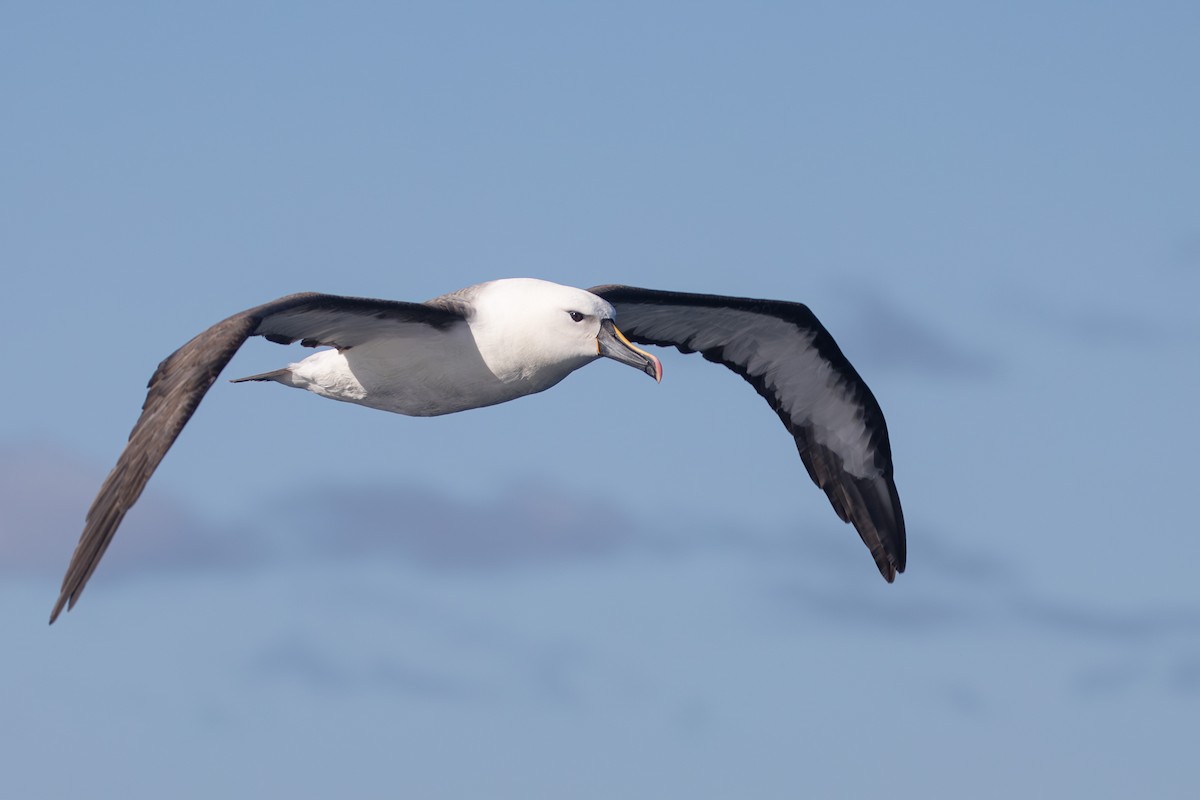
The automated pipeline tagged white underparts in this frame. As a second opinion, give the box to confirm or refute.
[285,349,368,402]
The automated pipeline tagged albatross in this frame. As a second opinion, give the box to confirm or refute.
[50,278,905,623]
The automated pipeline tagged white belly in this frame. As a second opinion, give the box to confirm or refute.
[281,325,584,416]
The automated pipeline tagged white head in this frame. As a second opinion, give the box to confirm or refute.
[467,278,661,387]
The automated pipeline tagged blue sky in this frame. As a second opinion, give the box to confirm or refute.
[2,2,1199,797]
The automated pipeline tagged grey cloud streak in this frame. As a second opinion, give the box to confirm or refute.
[267,480,643,569]
[13,439,1199,700]
[248,635,489,700]
[0,442,248,577]
[829,284,1000,379]
[1,441,647,581]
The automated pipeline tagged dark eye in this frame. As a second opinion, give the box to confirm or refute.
[567,311,585,323]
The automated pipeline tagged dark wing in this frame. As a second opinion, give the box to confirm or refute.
[50,293,465,623]
[591,284,905,581]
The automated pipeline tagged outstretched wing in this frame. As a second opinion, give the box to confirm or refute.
[50,293,465,623]
[591,284,905,581]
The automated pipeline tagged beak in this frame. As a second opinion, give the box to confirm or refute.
[597,319,662,382]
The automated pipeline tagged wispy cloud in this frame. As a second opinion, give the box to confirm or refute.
[14,439,1200,710]
[1169,654,1200,696]
[1,442,645,583]
[248,635,488,699]
[829,285,1000,378]
[1005,293,1164,349]
[1012,597,1200,643]
[771,580,986,633]
[1070,660,1143,696]
[770,527,1200,647]
[266,479,643,569]
[0,442,252,578]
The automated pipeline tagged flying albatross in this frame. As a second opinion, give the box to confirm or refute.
[49,278,905,623]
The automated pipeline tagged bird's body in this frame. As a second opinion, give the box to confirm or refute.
[239,279,613,416]
[50,278,905,623]
[261,336,507,416]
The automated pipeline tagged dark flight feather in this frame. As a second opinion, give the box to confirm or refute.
[591,285,905,581]
[49,293,464,622]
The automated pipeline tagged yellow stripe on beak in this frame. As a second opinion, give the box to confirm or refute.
[597,319,663,382]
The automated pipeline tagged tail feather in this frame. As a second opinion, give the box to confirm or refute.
[229,368,291,384]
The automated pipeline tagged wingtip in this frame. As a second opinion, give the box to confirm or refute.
[48,590,75,625]
[873,546,905,584]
